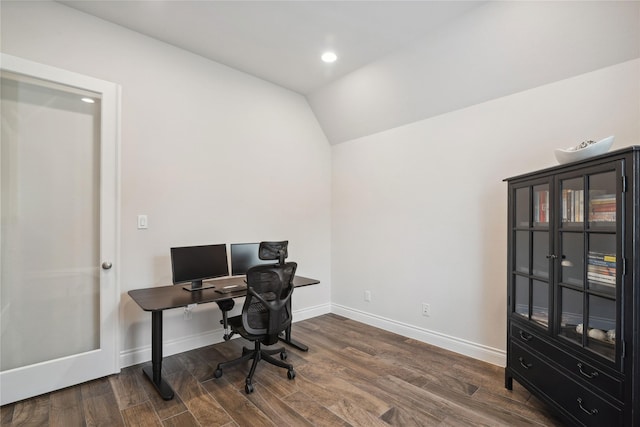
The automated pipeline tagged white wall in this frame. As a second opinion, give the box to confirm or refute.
[309,1,640,144]
[332,59,640,364]
[1,1,332,365]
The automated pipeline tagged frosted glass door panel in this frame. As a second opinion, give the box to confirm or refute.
[1,75,100,371]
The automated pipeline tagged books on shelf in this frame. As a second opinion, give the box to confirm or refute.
[590,193,616,223]
[534,190,549,223]
[587,251,616,287]
[562,191,616,223]
[562,189,584,223]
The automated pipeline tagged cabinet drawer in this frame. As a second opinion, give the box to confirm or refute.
[511,323,623,401]
[511,343,622,426]
[510,323,551,354]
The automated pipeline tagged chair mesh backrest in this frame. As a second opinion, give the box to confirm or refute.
[242,262,297,343]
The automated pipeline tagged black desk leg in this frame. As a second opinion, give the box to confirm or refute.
[142,310,175,400]
[279,324,309,352]
[278,299,309,352]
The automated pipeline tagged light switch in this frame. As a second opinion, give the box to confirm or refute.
[137,215,148,229]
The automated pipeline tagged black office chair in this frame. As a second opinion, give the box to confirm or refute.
[213,261,297,394]
[218,240,289,341]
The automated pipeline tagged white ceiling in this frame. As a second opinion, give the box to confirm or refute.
[58,1,483,94]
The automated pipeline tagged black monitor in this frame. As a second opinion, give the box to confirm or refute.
[170,244,228,291]
[230,243,274,276]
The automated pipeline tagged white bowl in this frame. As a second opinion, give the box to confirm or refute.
[554,136,615,164]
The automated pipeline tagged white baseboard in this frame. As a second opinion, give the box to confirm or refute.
[331,304,506,367]
[119,302,332,368]
[120,302,504,368]
[291,302,332,322]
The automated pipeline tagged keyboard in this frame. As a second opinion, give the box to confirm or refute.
[215,284,247,294]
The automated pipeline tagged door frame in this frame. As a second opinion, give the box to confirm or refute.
[0,53,121,405]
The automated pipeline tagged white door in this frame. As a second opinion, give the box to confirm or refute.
[0,54,120,405]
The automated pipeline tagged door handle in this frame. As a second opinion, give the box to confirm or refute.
[102,261,113,270]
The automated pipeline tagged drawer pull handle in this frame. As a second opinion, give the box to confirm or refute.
[518,357,532,370]
[577,398,599,416]
[577,363,599,379]
[519,331,533,341]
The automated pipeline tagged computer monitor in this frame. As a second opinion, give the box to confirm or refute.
[170,244,228,291]
[230,243,274,276]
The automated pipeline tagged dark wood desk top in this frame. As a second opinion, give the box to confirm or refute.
[128,275,320,312]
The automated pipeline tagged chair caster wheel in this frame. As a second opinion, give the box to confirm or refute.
[287,369,295,380]
[245,382,254,394]
[280,351,287,360]
[214,369,222,378]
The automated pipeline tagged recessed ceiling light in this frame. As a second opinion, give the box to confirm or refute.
[81,97,95,104]
[321,51,337,63]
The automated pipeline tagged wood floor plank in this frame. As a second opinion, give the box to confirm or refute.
[50,387,85,427]
[80,377,113,400]
[283,390,352,427]
[381,374,544,427]
[244,385,314,426]
[298,316,379,356]
[327,398,391,427]
[471,387,564,426]
[8,395,49,426]
[184,393,233,426]
[176,350,217,383]
[253,367,301,399]
[50,386,82,409]
[50,406,85,427]
[339,366,447,425]
[135,368,189,421]
[380,405,442,427]
[161,411,200,427]
[201,376,275,427]
[295,361,391,417]
[375,375,499,427]
[166,371,232,426]
[82,392,124,427]
[166,370,207,403]
[446,362,531,403]
[121,401,162,427]
[0,405,13,425]
[109,366,149,410]
[316,361,445,425]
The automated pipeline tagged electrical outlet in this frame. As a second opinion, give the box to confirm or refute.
[422,303,431,317]
[364,290,372,302]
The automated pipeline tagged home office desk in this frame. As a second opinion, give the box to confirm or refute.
[128,275,319,400]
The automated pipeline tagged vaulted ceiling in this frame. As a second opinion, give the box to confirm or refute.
[59,1,483,95]
[57,1,640,144]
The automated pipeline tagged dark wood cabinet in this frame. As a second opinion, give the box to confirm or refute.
[504,146,640,426]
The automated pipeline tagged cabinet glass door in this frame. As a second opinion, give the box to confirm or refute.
[511,183,551,328]
[557,168,619,362]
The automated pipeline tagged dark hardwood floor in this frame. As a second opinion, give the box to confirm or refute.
[1,314,565,426]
